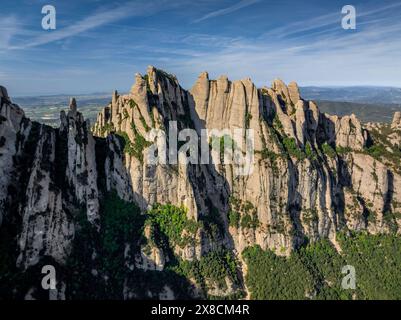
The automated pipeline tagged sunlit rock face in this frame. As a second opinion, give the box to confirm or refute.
[0,67,400,299]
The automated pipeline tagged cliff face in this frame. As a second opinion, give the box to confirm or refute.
[94,66,401,253]
[0,96,100,271]
[1,68,401,300]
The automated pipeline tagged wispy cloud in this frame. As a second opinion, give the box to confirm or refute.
[0,16,20,51]
[163,3,401,88]
[194,0,260,23]
[262,2,401,40]
[8,0,169,50]
[3,0,401,94]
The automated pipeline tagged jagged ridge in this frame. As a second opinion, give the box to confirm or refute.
[1,67,401,299]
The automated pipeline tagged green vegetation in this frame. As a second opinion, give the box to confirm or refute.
[145,203,241,297]
[241,201,259,229]
[228,210,240,228]
[122,108,129,120]
[141,203,242,297]
[67,194,204,299]
[3,185,401,300]
[243,232,401,300]
[101,193,144,257]
[260,148,280,174]
[283,137,306,160]
[117,124,152,162]
[321,142,337,158]
[172,250,242,297]
[100,122,114,136]
[336,145,352,155]
[245,112,252,129]
[366,125,401,173]
[240,214,259,229]
[210,134,236,164]
[129,99,138,109]
[273,114,284,132]
[228,198,259,230]
[66,194,202,299]
[140,115,151,132]
[302,208,319,225]
[197,250,239,291]
[243,245,315,299]
[66,193,145,299]
[129,99,151,132]
[305,141,316,160]
[199,204,225,241]
[366,144,386,159]
[383,211,401,233]
[147,204,200,248]
[260,148,279,163]
[149,106,157,127]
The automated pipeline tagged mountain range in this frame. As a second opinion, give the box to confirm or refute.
[12,86,401,127]
[1,67,401,300]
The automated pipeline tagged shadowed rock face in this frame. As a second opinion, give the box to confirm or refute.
[0,67,401,299]
[0,85,10,102]
[1,95,99,272]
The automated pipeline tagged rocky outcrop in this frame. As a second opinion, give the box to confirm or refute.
[323,113,367,151]
[0,93,100,272]
[0,95,24,226]
[1,67,401,300]
[0,85,10,104]
[187,70,389,255]
[135,225,166,271]
[92,68,400,255]
[93,67,211,225]
[61,98,100,227]
[392,111,401,129]
[16,125,75,269]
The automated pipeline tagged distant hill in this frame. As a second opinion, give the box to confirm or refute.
[300,86,401,123]
[315,100,401,123]
[300,86,401,105]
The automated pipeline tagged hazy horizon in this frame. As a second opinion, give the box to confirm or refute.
[8,83,401,99]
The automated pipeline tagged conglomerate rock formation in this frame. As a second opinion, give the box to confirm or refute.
[1,67,401,299]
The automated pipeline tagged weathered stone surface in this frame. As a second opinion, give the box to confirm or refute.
[392,111,401,129]
[16,126,75,269]
[63,98,100,226]
[288,81,301,105]
[94,69,400,259]
[0,85,10,103]
[323,113,367,150]
[1,69,401,299]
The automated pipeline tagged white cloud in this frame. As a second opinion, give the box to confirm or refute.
[165,8,401,88]
[8,0,170,50]
[0,16,20,50]
[194,0,260,23]
[261,2,401,40]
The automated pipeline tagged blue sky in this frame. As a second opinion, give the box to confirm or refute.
[1,0,401,96]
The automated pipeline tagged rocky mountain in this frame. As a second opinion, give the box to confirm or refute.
[1,67,401,300]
